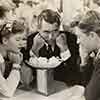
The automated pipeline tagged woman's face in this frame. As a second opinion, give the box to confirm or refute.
[5,32,27,52]
[75,27,98,53]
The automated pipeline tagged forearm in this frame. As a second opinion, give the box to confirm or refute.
[6,69,20,97]
[0,64,20,97]
[0,53,21,97]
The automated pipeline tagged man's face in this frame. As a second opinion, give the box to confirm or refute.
[75,27,98,53]
[6,32,27,52]
[39,20,59,45]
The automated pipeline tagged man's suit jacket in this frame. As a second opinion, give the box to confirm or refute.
[39,44,60,59]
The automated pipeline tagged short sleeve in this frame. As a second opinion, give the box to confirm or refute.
[0,53,4,63]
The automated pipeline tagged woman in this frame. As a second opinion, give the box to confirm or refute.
[76,10,100,100]
[0,19,27,97]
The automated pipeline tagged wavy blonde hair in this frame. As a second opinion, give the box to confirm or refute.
[78,10,100,36]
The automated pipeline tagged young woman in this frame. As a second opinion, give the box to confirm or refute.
[0,19,28,97]
[76,10,100,100]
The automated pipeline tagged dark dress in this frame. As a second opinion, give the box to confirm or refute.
[61,31,81,85]
[3,57,13,79]
[0,46,13,79]
[65,31,94,86]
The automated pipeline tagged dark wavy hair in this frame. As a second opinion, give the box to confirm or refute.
[38,9,61,29]
[0,20,26,43]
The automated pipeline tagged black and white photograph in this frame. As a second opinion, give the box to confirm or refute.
[0,0,100,100]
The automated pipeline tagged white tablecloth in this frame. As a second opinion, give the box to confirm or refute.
[0,81,85,100]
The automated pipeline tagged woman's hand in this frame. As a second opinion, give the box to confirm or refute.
[8,52,23,64]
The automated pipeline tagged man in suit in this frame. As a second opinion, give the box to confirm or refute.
[31,9,81,86]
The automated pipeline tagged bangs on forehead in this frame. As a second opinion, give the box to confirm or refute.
[0,19,26,43]
[0,19,26,37]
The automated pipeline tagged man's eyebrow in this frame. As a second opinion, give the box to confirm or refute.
[43,29,58,32]
[43,30,50,33]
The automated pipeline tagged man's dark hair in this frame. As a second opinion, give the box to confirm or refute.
[38,9,61,29]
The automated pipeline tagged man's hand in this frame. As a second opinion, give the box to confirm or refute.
[8,52,23,64]
[56,33,68,52]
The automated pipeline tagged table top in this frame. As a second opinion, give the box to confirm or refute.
[0,81,85,100]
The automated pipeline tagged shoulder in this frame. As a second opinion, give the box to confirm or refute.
[93,50,100,68]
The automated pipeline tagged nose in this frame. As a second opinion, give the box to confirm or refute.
[77,37,80,44]
[48,33,53,40]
